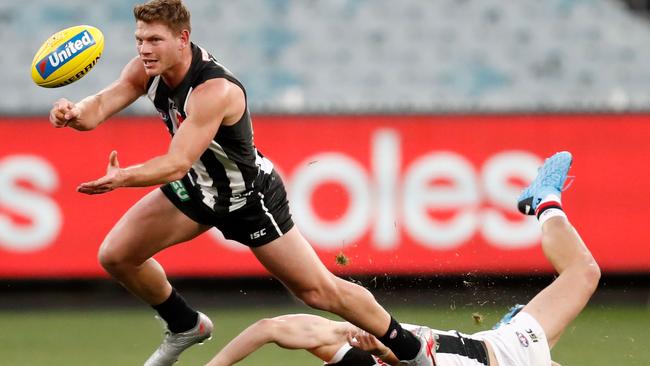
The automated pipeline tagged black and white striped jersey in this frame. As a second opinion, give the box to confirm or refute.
[325,324,490,366]
[146,43,274,214]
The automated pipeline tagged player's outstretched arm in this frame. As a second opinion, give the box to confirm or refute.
[205,314,354,366]
[77,77,238,194]
[49,57,147,131]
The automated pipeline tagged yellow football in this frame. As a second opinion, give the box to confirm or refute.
[31,25,104,88]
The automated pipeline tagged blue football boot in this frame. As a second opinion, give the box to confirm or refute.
[517,151,573,215]
[492,304,525,329]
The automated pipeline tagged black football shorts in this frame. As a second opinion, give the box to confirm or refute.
[161,170,294,247]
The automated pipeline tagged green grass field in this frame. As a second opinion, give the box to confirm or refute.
[1,304,647,365]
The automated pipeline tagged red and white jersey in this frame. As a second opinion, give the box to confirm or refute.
[325,324,490,366]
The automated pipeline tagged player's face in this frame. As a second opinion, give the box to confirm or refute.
[135,21,186,76]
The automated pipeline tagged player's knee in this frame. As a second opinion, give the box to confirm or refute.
[582,259,601,292]
[300,277,376,313]
[97,246,120,273]
[570,255,600,295]
[296,282,342,311]
[97,239,132,274]
[298,289,333,311]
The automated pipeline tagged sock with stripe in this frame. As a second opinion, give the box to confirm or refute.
[535,193,567,225]
[378,316,422,360]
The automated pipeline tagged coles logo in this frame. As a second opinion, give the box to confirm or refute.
[0,155,62,252]
[286,130,543,250]
[36,30,96,79]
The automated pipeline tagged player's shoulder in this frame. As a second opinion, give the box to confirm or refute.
[191,77,244,105]
[191,77,233,97]
[119,56,149,93]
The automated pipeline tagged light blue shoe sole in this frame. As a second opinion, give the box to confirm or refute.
[517,151,572,215]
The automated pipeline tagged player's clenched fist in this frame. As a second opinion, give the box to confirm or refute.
[49,98,80,128]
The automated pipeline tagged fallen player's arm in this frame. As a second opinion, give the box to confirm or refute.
[205,314,355,366]
[348,329,400,366]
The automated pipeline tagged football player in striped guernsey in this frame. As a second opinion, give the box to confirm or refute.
[48,1,431,366]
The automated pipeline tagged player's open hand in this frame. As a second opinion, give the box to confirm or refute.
[77,151,125,195]
[49,98,81,128]
[347,329,392,358]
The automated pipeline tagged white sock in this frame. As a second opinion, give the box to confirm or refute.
[535,194,567,226]
[538,208,567,226]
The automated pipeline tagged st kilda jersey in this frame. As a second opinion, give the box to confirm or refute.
[325,325,490,366]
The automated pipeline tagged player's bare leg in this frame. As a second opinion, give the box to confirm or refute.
[97,188,213,366]
[522,216,600,347]
[98,189,209,303]
[252,227,433,365]
[516,151,600,348]
[252,227,390,333]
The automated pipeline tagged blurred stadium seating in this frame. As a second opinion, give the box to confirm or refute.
[3,0,650,114]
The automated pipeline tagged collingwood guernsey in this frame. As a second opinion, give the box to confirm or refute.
[147,43,274,214]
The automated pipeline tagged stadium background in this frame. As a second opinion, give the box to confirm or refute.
[1,1,648,365]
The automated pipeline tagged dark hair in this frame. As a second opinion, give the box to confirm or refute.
[133,0,191,34]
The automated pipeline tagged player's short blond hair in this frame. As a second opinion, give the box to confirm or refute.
[133,0,191,34]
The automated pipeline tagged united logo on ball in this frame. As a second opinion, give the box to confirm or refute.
[31,25,104,88]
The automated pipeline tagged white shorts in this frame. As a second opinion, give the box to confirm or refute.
[474,312,551,366]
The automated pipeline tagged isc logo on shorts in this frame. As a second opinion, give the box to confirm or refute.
[526,329,540,343]
[36,30,96,79]
[250,228,267,240]
[170,181,190,202]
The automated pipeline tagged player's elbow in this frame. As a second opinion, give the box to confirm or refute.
[255,316,311,349]
[253,318,282,343]
[168,156,193,181]
[169,169,189,182]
